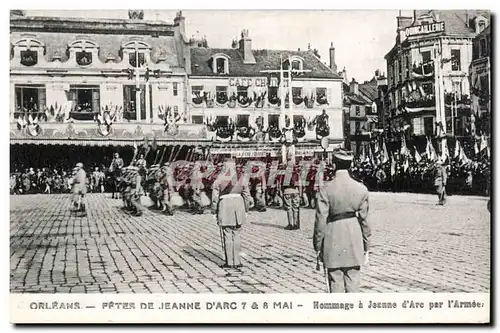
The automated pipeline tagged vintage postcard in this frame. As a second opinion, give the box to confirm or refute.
[9,9,491,324]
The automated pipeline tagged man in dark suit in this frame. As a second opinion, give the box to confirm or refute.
[211,158,252,268]
[313,149,371,293]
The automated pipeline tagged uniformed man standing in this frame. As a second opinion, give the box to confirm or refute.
[313,149,371,293]
[281,161,302,230]
[434,159,448,205]
[71,162,87,213]
[211,158,252,268]
[109,152,124,199]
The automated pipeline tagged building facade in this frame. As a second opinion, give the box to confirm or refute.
[384,10,490,149]
[186,30,344,159]
[469,24,491,136]
[10,11,345,168]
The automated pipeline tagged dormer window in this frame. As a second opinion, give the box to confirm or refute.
[13,37,45,67]
[121,41,151,68]
[130,52,146,67]
[211,53,230,75]
[68,39,98,67]
[478,20,486,33]
[283,56,304,72]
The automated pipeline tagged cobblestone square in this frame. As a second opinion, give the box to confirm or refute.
[10,192,490,293]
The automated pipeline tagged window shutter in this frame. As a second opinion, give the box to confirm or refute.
[92,88,100,112]
[38,87,46,111]
[123,86,130,112]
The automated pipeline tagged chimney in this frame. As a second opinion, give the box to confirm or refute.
[413,10,416,22]
[350,78,359,95]
[329,42,337,73]
[174,11,185,36]
[239,29,256,64]
[375,69,380,78]
[465,11,469,27]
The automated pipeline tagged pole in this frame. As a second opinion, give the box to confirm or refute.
[452,89,457,137]
[288,56,293,125]
[135,52,141,122]
[280,54,285,129]
[145,69,150,123]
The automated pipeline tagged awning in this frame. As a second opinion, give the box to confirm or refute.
[10,138,213,147]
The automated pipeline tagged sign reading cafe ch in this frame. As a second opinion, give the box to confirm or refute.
[405,22,445,38]
[227,76,289,88]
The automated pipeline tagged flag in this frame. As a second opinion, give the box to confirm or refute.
[480,135,487,152]
[429,140,437,161]
[474,141,479,155]
[441,140,449,162]
[151,136,158,152]
[382,141,389,164]
[401,135,408,156]
[454,140,461,159]
[133,141,138,153]
[28,114,34,125]
[414,146,421,163]
[390,153,396,176]
[360,144,366,162]
[425,137,431,158]
[403,157,409,172]
[374,141,380,154]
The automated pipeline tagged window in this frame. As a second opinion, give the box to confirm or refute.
[452,81,462,96]
[14,38,44,67]
[355,105,361,116]
[424,116,434,136]
[129,52,146,67]
[20,50,37,66]
[412,118,423,135]
[291,59,302,71]
[173,106,179,113]
[69,86,100,113]
[316,88,326,99]
[268,114,280,127]
[421,51,431,64]
[123,85,146,120]
[292,87,302,98]
[478,20,486,33]
[480,75,489,96]
[236,115,249,127]
[216,58,226,74]
[421,82,434,96]
[216,116,229,127]
[451,49,461,71]
[76,51,92,66]
[15,85,46,112]
[355,121,360,133]
[216,86,228,103]
[366,106,372,115]
[237,86,248,99]
[173,82,178,96]
[398,59,402,82]
[405,55,410,79]
[191,115,204,124]
[480,38,487,58]
[191,85,204,98]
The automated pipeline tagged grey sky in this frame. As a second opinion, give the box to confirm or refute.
[25,9,414,82]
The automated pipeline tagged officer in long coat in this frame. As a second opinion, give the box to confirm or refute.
[313,149,371,293]
[211,158,252,268]
[434,159,448,205]
[110,153,124,199]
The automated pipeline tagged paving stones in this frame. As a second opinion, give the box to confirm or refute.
[10,192,490,293]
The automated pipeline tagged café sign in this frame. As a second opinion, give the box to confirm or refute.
[405,22,445,38]
[229,77,268,87]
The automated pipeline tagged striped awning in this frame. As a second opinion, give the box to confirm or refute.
[10,138,213,147]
